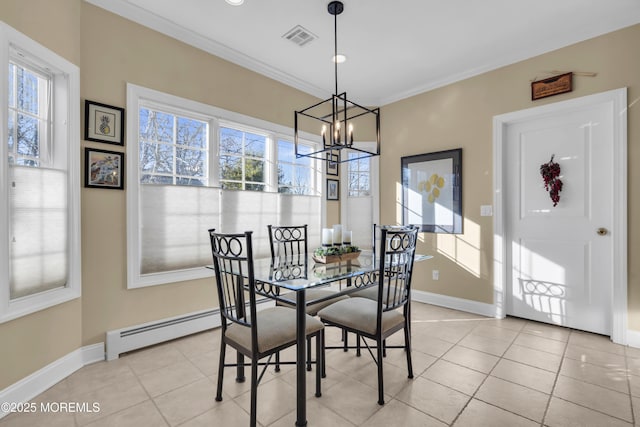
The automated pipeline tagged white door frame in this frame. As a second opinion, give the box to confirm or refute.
[492,88,628,344]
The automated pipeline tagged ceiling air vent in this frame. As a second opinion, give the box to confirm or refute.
[282,25,317,47]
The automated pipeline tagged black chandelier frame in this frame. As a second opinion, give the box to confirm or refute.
[294,1,381,164]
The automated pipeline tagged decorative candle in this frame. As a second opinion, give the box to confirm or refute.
[321,125,327,146]
[321,228,333,247]
[348,123,353,145]
[343,230,352,245]
[332,224,342,247]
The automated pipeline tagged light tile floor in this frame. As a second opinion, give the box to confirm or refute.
[2,302,639,426]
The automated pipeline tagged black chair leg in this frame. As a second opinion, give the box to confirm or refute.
[216,341,226,401]
[315,332,322,397]
[404,324,414,379]
[250,358,258,427]
[356,334,361,357]
[343,329,348,352]
[275,351,281,372]
[307,336,312,371]
[236,351,245,382]
[321,329,327,378]
[377,338,385,405]
[383,339,387,358]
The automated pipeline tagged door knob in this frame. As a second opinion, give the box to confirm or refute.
[597,227,608,236]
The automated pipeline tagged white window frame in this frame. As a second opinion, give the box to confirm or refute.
[126,84,321,288]
[346,153,372,197]
[218,123,270,191]
[0,23,81,323]
[276,138,319,196]
[138,102,212,186]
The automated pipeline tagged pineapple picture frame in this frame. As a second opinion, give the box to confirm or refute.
[84,100,125,146]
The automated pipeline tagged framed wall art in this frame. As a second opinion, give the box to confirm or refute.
[326,152,339,176]
[401,148,462,233]
[531,72,572,101]
[326,178,339,201]
[84,147,124,190]
[84,100,125,145]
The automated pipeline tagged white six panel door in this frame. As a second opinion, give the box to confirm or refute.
[505,102,614,335]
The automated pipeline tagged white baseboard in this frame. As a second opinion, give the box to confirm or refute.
[412,289,500,318]
[0,343,104,419]
[626,329,640,349]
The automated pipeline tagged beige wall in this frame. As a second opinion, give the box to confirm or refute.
[381,24,640,325]
[79,3,322,345]
[0,0,82,390]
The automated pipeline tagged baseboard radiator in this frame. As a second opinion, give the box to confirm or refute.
[106,298,274,361]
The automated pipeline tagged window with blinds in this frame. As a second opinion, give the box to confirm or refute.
[1,23,81,323]
[127,85,322,288]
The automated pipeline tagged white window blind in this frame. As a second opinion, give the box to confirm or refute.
[278,194,322,249]
[220,190,279,258]
[140,184,220,274]
[139,186,321,275]
[1,22,80,323]
[9,166,67,298]
[127,84,323,288]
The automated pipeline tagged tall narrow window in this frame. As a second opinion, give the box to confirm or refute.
[8,61,49,167]
[219,126,266,191]
[1,24,81,322]
[347,154,371,197]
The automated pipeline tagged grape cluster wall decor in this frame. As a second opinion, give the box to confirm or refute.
[540,155,563,206]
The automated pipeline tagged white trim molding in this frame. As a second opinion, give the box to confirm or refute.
[627,330,640,349]
[493,88,628,345]
[0,344,104,419]
[412,289,499,319]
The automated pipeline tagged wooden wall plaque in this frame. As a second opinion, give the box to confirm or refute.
[531,72,573,100]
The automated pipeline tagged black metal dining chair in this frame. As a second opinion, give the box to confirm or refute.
[267,224,349,372]
[268,224,349,316]
[317,225,419,405]
[208,229,324,427]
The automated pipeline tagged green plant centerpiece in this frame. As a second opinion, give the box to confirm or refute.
[313,245,360,263]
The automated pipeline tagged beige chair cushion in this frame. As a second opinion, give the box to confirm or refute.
[225,306,323,354]
[349,283,406,307]
[317,297,404,336]
[278,289,349,316]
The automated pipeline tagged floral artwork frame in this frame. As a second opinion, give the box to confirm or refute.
[401,148,462,233]
[84,100,125,145]
[326,178,339,201]
[84,147,124,190]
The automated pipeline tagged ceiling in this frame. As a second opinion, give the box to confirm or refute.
[88,0,640,106]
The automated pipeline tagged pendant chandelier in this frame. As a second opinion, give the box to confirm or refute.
[294,1,380,164]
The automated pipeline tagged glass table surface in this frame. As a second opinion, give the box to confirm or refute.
[248,251,432,291]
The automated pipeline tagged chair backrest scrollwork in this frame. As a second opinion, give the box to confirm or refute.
[375,225,419,318]
[208,229,259,349]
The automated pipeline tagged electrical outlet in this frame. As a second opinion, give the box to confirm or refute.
[432,270,439,280]
[480,205,493,216]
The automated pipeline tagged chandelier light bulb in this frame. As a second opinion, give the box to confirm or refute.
[332,54,346,63]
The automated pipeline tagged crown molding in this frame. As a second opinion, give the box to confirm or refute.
[85,0,330,101]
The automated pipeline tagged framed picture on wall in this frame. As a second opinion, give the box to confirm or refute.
[84,100,125,145]
[401,148,462,233]
[326,178,339,201]
[84,147,124,190]
[326,152,339,176]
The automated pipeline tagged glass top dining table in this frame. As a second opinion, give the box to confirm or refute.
[209,250,432,426]
[251,251,431,291]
